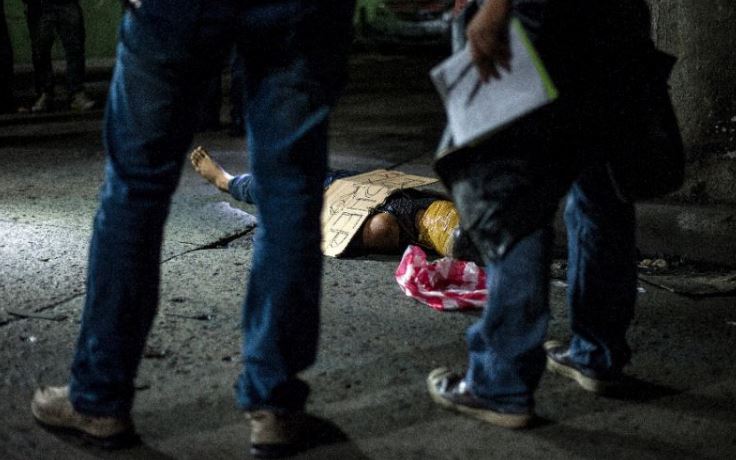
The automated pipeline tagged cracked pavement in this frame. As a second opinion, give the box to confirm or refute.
[1,53,735,459]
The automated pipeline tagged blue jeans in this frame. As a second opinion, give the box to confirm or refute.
[229,169,358,204]
[26,0,87,96]
[465,164,636,412]
[69,0,354,417]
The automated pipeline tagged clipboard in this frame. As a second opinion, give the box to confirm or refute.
[430,18,559,164]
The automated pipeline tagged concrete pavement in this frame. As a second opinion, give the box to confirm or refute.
[1,53,735,459]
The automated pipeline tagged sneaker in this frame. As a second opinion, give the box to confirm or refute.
[544,340,621,394]
[31,386,138,449]
[69,91,95,111]
[427,368,534,429]
[31,92,53,113]
[247,409,304,458]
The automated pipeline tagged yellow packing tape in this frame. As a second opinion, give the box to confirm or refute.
[417,200,459,256]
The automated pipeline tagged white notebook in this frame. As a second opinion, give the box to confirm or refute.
[431,18,558,157]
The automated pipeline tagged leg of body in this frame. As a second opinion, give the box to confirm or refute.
[190,146,236,194]
[189,147,401,255]
[189,146,299,206]
[191,144,359,205]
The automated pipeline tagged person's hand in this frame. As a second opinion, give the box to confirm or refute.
[466,0,512,81]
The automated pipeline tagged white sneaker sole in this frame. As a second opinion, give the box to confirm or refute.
[427,369,533,429]
[545,357,614,394]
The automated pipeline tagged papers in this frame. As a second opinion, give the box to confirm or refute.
[430,18,558,156]
[320,170,438,257]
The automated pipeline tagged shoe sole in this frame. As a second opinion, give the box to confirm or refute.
[71,103,95,111]
[545,357,613,394]
[427,381,532,429]
[33,418,140,450]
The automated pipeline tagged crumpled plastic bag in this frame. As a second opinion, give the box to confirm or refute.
[395,245,487,311]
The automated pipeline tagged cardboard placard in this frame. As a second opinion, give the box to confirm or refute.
[320,170,438,257]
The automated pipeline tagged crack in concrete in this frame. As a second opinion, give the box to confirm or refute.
[0,229,255,329]
[162,229,254,262]
[0,218,88,232]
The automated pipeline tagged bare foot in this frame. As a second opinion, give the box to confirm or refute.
[190,146,233,193]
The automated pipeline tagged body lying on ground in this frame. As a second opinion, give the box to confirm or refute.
[190,146,480,262]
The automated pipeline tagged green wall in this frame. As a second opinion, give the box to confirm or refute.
[5,0,123,64]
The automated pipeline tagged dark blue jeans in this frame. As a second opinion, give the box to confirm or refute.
[69,0,354,417]
[229,169,358,204]
[465,165,636,412]
[26,0,86,96]
[0,0,14,111]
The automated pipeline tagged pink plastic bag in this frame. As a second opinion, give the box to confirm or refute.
[395,245,487,311]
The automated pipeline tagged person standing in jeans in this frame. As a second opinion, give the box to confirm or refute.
[23,0,94,112]
[427,0,681,428]
[30,1,355,458]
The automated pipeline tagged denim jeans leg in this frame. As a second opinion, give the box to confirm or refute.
[233,0,354,412]
[465,226,552,412]
[228,174,256,204]
[228,169,359,206]
[68,10,210,417]
[55,1,86,95]
[0,2,14,110]
[565,165,637,375]
[30,9,55,95]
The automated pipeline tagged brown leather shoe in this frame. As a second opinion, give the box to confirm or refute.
[31,386,138,449]
[247,409,305,458]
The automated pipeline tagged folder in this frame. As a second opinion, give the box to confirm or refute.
[431,18,558,161]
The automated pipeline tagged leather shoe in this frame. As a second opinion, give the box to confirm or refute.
[31,386,138,449]
[247,409,305,458]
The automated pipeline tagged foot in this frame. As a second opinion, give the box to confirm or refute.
[31,92,53,113]
[190,146,234,192]
[427,368,534,429]
[544,340,622,394]
[247,410,305,458]
[69,91,95,111]
[31,386,139,449]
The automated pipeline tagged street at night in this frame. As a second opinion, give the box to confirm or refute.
[2,51,736,458]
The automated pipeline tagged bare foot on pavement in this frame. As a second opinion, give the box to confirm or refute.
[190,146,234,193]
